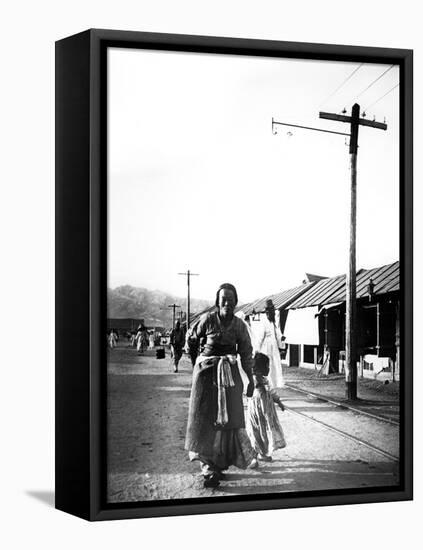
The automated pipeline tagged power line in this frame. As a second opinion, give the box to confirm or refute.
[363,83,399,113]
[319,64,363,108]
[349,65,395,105]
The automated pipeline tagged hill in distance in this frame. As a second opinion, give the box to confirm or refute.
[107,285,213,328]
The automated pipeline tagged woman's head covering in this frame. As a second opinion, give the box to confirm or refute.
[264,299,275,312]
[215,283,238,307]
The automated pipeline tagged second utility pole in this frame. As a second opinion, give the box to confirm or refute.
[178,269,199,330]
[320,103,387,400]
[167,303,181,329]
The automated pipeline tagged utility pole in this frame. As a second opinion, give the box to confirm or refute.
[167,303,181,329]
[178,270,199,329]
[273,106,387,398]
[319,104,387,400]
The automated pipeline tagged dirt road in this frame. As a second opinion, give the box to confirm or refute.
[107,346,399,502]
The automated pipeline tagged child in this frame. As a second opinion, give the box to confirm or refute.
[247,352,286,467]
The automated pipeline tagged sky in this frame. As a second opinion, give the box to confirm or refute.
[108,47,399,305]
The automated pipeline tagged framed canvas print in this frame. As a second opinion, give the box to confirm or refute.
[55,29,413,521]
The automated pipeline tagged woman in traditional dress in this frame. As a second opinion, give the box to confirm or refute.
[246,352,286,466]
[255,299,285,388]
[185,283,255,488]
[148,331,155,349]
[108,329,117,349]
[135,323,147,354]
[130,330,136,348]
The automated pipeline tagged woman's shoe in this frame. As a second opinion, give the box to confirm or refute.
[203,473,220,488]
[258,454,272,462]
[249,458,259,469]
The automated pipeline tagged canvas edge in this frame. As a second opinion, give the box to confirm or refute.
[55,28,413,522]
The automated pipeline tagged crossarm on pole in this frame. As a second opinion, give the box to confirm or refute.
[319,111,387,130]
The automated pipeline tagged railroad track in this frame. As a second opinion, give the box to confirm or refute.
[280,384,400,463]
[284,383,400,426]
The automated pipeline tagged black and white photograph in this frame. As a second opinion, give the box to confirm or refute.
[106,47,402,503]
[3,0,421,546]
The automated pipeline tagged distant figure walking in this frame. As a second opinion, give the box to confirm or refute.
[148,331,155,349]
[130,330,136,348]
[136,323,147,354]
[247,352,286,467]
[255,299,285,388]
[108,329,117,350]
[169,320,185,373]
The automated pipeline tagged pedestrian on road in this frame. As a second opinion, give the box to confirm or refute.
[108,329,117,350]
[185,283,255,489]
[136,323,147,355]
[148,331,155,349]
[169,319,185,373]
[247,352,286,467]
[254,299,285,388]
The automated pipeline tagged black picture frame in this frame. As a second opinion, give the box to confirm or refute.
[55,28,413,521]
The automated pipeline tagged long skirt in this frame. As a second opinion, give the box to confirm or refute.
[246,388,286,456]
[185,358,254,471]
[262,336,285,388]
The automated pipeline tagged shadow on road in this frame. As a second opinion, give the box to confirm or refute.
[108,457,399,502]
[214,458,399,496]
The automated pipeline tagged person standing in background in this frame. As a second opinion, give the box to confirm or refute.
[135,323,147,355]
[169,319,185,373]
[108,329,117,350]
[148,331,155,349]
[255,299,285,388]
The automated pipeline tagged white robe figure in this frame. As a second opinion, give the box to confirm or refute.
[255,316,285,388]
[135,330,143,352]
[148,333,155,349]
[108,331,117,349]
